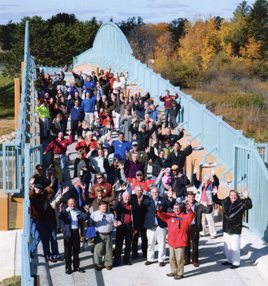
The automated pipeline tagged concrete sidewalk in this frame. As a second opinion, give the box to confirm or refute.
[47,222,268,286]
[0,229,22,281]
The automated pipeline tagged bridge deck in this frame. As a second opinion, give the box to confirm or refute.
[43,133,268,286]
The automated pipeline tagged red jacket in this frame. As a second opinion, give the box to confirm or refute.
[157,210,194,248]
[128,178,155,192]
[45,134,73,155]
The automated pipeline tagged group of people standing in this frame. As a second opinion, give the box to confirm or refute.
[29,66,252,279]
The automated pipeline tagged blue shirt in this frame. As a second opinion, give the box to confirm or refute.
[112,140,132,160]
[82,96,96,113]
[71,106,83,121]
[83,80,96,94]
[150,109,159,121]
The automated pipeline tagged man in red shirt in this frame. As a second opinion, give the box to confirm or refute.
[75,131,99,155]
[128,170,155,193]
[157,203,194,280]
[159,90,179,128]
[44,131,73,169]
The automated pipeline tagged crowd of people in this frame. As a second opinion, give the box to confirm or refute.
[30,67,252,279]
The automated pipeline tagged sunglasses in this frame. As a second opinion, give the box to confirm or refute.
[96,177,103,179]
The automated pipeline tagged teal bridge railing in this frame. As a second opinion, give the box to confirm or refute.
[2,21,42,285]
[73,22,268,241]
[2,20,268,284]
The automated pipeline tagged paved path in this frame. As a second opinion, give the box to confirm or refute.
[48,224,268,286]
[46,138,268,286]
[0,229,22,281]
[44,102,268,286]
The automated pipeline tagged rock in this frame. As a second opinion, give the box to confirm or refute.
[0,131,16,144]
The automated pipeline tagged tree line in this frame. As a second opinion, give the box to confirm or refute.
[0,0,268,87]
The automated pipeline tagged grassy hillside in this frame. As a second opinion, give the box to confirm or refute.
[186,79,268,142]
[0,75,15,136]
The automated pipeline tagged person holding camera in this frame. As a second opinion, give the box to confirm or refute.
[157,202,194,280]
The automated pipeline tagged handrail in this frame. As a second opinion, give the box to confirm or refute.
[73,22,268,242]
[0,21,42,285]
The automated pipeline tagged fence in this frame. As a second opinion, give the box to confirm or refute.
[73,22,268,241]
[1,21,42,285]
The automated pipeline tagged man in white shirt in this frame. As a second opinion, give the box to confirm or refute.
[59,198,89,274]
[90,200,121,270]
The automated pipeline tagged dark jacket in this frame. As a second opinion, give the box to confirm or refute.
[192,173,220,190]
[62,186,86,210]
[165,145,193,169]
[115,200,133,225]
[129,125,156,150]
[157,130,184,146]
[130,194,148,230]
[172,174,190,198]
[212,194,252,234]
[73,157,96,182]
[59,209,89,239]
[184,201,213,232]
[148,147,166,177]
[104,158,125,185]
[144,196,172,229]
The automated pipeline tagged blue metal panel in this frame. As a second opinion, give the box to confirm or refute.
[203,109,218,151]
[188,99,203,140]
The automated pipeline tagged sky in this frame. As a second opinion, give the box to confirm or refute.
[0,0,256,25]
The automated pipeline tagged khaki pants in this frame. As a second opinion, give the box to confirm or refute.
[169,246,185,276]
[94,233,113,267]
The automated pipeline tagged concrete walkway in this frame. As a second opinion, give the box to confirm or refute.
[48,223,268,286]
[45,124,268,286]
[0,229,22,281]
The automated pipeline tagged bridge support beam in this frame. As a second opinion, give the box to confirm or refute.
[14,78,20,130]
[0,189,9,230]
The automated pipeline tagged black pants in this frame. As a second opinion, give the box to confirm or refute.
[184,224,200,263]
[64,229,80,271]
[132,227,147,258]
[71,120,79,138]
[114,224,133,265]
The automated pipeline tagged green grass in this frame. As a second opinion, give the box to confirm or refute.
[0,75,14,118]
[0,276,20,286]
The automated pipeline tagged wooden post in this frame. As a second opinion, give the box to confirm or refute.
[14,78,20,129]
[13,197,24,228]
[0,190,9,230]
[21,61,24,75]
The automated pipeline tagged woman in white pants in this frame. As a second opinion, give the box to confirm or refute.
[212,189,252,269]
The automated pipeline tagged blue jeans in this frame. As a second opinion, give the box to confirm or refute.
[30,218,42,255]
[59,154,66,169]
[164,109,170,128]
[30,218,59,259]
